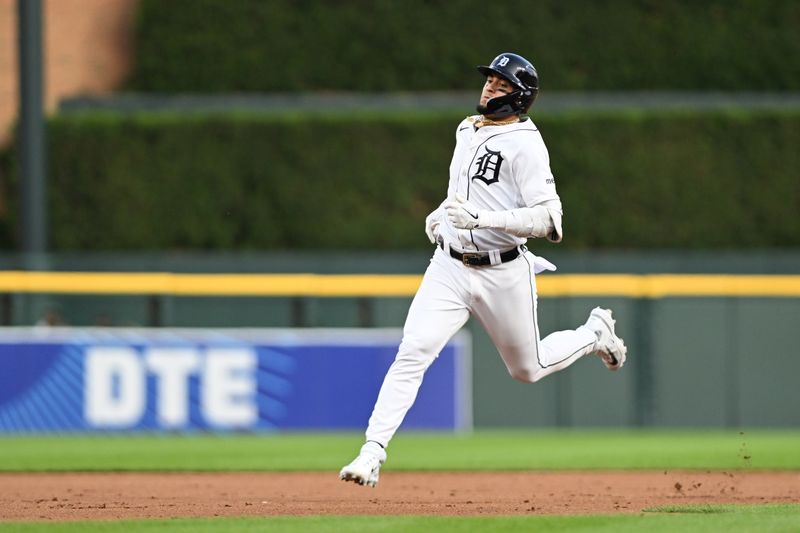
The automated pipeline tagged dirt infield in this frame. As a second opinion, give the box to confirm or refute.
[1,471,798,521]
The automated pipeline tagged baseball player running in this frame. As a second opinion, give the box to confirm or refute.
[340,53,627,487]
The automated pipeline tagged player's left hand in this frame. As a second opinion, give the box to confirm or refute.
[424,209,442,244]
[444,194,487,230]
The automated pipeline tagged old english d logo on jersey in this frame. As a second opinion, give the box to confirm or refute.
[471,146,504,185]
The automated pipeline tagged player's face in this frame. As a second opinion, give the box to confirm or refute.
[479,74,515,107]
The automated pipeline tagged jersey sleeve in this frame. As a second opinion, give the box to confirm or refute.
[513,133,561,208]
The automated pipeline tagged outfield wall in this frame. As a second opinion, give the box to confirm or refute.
[1,250,798,429]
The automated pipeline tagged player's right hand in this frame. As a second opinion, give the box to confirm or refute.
[444,194,486,230]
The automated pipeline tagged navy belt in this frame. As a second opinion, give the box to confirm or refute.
[438,238,522,266]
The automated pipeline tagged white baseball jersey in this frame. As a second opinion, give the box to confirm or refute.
[363,116,598,449]
[438,116,561,252]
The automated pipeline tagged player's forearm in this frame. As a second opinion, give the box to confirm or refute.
[481,206,554,238]
[444,196,563,242]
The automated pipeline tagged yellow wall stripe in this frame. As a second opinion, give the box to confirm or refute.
[537,274,800,298]
[0,272,423,297]
[0,271,798,298]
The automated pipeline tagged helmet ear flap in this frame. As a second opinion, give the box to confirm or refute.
[522,89,538,113]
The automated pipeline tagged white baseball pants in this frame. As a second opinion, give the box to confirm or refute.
[365,246,597,448]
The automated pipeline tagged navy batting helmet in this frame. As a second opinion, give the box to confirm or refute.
[476,53,539,117]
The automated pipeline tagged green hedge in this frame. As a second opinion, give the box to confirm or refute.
[129,0,800,92]
[2,109,798,251]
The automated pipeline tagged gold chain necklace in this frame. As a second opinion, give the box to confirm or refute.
[473,115,520,128]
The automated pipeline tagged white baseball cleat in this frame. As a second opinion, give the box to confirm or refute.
[584,307,627,371]
[339,441,386,488]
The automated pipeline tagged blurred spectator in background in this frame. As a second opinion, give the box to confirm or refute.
[35,304,66,327]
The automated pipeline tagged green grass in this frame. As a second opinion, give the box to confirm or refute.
[0,429,797,472]
[1,506,799,532]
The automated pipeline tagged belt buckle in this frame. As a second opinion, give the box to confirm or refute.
[461,252,483,266]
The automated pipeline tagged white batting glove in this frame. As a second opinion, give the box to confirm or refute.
[443,194,488,230]
[424,208,442,244]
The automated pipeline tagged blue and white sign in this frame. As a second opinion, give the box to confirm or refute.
[0,328,471,433]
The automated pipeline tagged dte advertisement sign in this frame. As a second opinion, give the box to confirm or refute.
[0,328,471,433]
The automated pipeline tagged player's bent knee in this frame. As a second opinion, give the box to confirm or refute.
[508,366,543,383]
